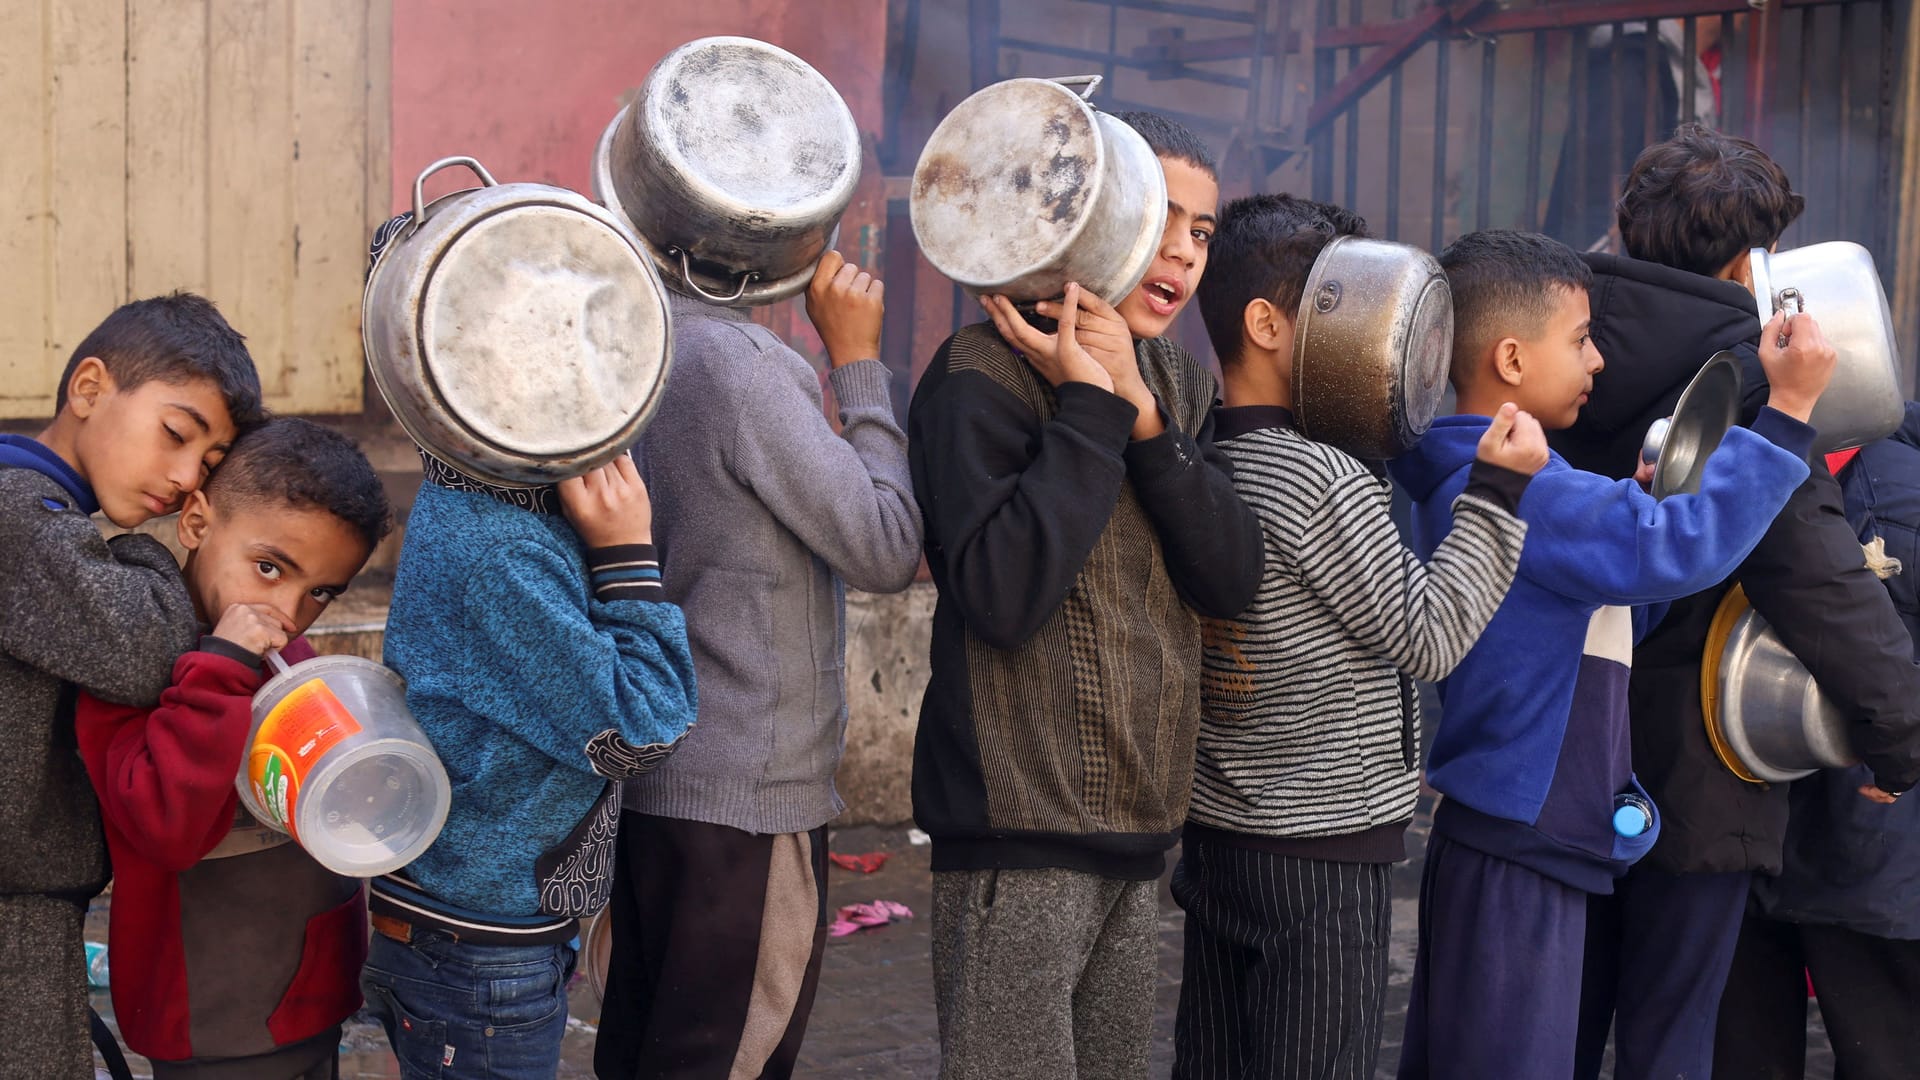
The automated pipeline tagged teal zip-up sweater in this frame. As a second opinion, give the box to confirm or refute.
[381,478,697,919]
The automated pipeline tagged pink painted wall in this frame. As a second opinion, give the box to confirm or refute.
[390,0,888,214]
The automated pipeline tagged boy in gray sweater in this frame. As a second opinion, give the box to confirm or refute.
[595,247,922,1078]
[0,293,261,1077]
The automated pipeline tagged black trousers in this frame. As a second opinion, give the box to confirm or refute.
[1171,834,1393,1080]
[1714,907,1920,1080]
[593,812,829,1080]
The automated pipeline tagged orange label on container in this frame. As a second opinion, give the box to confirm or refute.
[247,678,362,838]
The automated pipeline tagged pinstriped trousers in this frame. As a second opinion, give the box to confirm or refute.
[1170,836,1393,1080]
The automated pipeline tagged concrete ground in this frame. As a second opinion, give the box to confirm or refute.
[90,812,1838,1079]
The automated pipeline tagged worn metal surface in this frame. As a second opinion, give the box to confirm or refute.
[1710,591,1858,784]
[1290,237,1451,461]
[364,158,673,487]
[910,77,1167,306]
[597,36,862,306]
[1749,242,1904,453]
[1647,351,1742,500]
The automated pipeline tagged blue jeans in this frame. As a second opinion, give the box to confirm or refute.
[361,931,575,1080]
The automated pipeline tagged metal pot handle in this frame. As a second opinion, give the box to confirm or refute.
[1773,287,1804,348]
[669,247,760,305]
[1049,74,1103,100]
[412,157,499,225]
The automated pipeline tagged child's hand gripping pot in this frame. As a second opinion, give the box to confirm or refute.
[805,250,886,369]
[1757,310,1839,423]
[560,455,652,548]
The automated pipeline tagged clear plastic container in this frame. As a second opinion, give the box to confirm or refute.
[236,654,451,877]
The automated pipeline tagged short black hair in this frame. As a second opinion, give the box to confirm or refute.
[1117,110,1216,178]
[1616,122,1805,278]
[58,292,264,429]
[205,418,393,552]
[1439,230,1593,384]
[1198,194,1370,368]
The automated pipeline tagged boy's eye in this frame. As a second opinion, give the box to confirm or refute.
[310,588,338,604]
[1192,229,1213,245]
[164,425,185,444]
[255,560,281,580]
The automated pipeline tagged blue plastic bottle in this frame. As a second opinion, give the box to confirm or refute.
[1612,793,1654,838]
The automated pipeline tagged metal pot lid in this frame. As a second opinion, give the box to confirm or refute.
[418,199,670,459]
[641,37,861,221]
[592,104,838,307]
[910,78,1162,305]
[1290,236,1453,460]
[1703,585,1858,785]
[1648,351,1742,500]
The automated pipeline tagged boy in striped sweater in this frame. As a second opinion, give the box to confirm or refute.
[1176,195,1543,1080]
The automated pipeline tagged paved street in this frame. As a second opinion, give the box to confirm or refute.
[90,812,1837,1078]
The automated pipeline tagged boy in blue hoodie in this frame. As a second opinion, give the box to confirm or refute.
[1388,229,1834,1079]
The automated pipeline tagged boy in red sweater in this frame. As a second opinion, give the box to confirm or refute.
[76,417,392,1079]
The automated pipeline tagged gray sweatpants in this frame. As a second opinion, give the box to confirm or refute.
[931,867,1159,1080]
[0,894,92,1079]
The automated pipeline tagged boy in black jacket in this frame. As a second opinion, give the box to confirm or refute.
[1552,123,1920,1080]
[909,111,1262,1080]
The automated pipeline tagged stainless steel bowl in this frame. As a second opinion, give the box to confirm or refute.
[910,75,1167,307]
[1750,242,1903,453]
[1644,352,1743,500]
[593,36,862,306]
[1290,236,1453,460]
[1703,586,1859,784]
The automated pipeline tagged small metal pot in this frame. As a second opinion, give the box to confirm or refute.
[1749,242,1903,453]
[910,75,1167,307]
[363,157,674,487]
[592,36,862,306]
[1702,585,1858,784]
[1641,352,1743,500]
[1290,236,1453,460]
[584,909,612,1004]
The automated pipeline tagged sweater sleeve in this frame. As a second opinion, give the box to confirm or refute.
[0,495,198,706]
[463,539,698,776]
[75,648,262,872]
[910,367,1139,651]
[1517,410,1813,606]
[727,356,923,594]
[1122,403,1265,618]
[1738,467,1920,794]
[1294,463,1529,683]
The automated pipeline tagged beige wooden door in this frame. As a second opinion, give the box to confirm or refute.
[0,0,390,419]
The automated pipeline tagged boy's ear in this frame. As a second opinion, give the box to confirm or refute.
[65,357,112,418]
[175,490,214,552]
[1493,338,1526,389]
[1242,298,1294,353]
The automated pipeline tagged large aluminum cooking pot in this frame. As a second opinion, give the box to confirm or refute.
[592,36,862,306]
[364,157,674,487]
[1701,585,1858,784]
[910,75,1167,307]
[1749,242,1902,453]
[1641,352,1744,500]
[1290,236,1452,460]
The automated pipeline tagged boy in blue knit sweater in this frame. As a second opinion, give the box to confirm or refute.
[1388,230,1834,1079]
[363,450,697,1080]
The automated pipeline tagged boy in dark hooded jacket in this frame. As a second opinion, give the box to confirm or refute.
[1713,402,1920,1080]
[1552,123,1920,1080]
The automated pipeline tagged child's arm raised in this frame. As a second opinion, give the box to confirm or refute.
[460,458,697,774]
[912,291,1138,649]
[1297,405,1540,682]
[721,252,922,595]
[0,481,199,705]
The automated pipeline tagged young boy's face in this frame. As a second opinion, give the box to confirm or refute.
[1115,156,1218,340]
[68,364,238,527]
[1511,285,1604,430]
[177,495,372,638]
